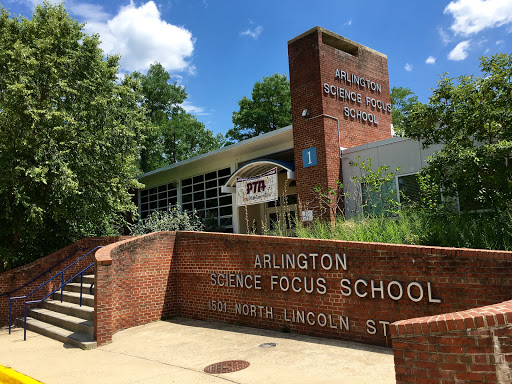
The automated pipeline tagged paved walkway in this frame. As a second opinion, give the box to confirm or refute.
[0,318,395,383]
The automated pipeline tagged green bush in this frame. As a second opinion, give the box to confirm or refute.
[130,205,204,235]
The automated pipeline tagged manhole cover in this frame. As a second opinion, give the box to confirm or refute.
[204,360,250,374]
[259,342,277,348]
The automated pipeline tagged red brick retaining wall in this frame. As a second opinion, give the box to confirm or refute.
[390,301,512,383]
[94,231,512,362]
[0,236,131,327]
[94,232,178,345]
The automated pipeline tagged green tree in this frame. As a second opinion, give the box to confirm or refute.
[390,86,419,136]
[403,53,512,211]
[227,73,291,143]
[0,3,145,270]
[133,63,225,172]
[163,111,225,163]
[134,63,187,173]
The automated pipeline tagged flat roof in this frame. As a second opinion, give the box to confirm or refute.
[137,125,293,181]
[341,136,410,155]
[287,26,387,59]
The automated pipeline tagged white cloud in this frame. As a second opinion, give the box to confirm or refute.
[18,0,59,6]
[438,27,454,45]
[240,24,263,39]
[82,1,195,73]
[444,0,512,35]
[181,101,209,116]
[425,56,436,64]
[344,19,352,26]
[69,3,110,21]
[404,63,413,72]
[496,39,505,45]
[448,40,471,60]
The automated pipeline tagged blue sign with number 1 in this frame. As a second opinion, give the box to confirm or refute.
[302,147,317,168]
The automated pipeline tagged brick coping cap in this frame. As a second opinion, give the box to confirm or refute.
[176,231,512,259]
[391,299,512,338]
[94,230,512,265]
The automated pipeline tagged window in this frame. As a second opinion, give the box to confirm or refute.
[397,174,421,205]
[181,167,233,232]
[361,179,397,215]
[140,182,178,219]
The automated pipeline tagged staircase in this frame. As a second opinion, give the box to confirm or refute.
[15,274,96,349]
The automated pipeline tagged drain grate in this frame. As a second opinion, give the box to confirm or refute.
[259,342,277,348]
[204,360,250,374]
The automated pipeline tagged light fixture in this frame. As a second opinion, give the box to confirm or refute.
[301,109,310,118]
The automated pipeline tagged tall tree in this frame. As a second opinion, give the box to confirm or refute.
[134,63,187,173]
[403,53,512,211]
[134,63,224,173]
[227,73,291,143]
[390,86,420,136]
[164,111,225,163]
[0,3,145,270]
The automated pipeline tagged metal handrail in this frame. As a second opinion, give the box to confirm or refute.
[0,247,87,297]
[23,261,96,341]
[8,246,102,334]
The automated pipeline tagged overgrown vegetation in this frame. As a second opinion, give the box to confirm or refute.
[130,205,204,235]
[296,209,512,251]
[294,156,512,251]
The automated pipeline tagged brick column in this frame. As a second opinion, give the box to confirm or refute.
[288,26,393,221]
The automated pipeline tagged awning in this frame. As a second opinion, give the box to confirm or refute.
[221,159,295,193]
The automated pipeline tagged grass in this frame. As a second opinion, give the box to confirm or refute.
[295,209,512,251]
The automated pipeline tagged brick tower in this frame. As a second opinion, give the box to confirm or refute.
[288,26,393,221]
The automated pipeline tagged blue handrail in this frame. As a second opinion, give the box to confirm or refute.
[8,246,102,334]
[0,247,88,297]
[23,261,96,341]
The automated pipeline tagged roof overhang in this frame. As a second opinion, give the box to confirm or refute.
[221,159,295,193]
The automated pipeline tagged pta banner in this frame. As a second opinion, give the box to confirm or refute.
[236,168,278,207]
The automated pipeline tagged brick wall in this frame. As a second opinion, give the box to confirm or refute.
[94,232,178,345]
[0,236,130,327]
[391,301,512,383]
[289,27,393,220]
[94,231,512,365]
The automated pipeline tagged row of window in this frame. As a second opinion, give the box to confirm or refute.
[361,173,486,215]
[360,174,420,215]
[139,167,234,231]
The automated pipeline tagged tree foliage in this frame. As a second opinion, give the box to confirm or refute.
[163,110,225,163]
[390,86,420,136]
[133,63,225,173]
[132,63,186,173]
[227,73,291,143]
[404,53,512,211]
[0,3,145,270]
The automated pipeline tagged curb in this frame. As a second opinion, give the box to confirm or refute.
[0,365,44,384]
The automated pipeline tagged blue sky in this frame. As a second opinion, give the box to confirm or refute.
[4,0,512,135]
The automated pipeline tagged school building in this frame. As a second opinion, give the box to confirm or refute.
[137,26,442,232]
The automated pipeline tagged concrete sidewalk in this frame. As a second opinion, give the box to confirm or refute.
[0,318,395,383]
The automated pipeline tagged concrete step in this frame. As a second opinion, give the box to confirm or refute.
[82,274,95,285]
[27,307,94,336]
[15,316,96,349]
[51,291,94,307]
[41,298,94,321]
[64,282,94,294]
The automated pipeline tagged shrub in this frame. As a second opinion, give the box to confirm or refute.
[130,205,204,235]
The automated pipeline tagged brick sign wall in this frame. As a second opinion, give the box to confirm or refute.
[94,232,512,349]
[93,231,512,381]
